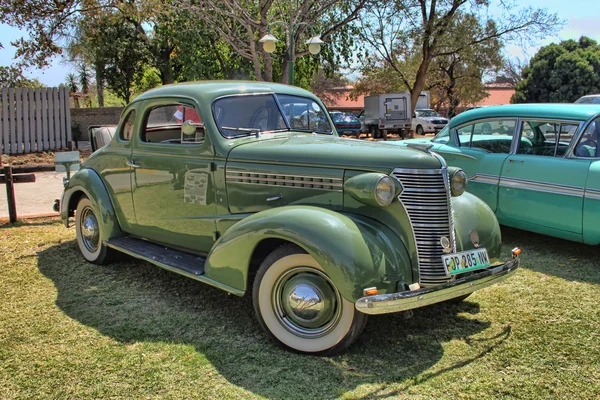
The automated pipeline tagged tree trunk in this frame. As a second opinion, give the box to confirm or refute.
[158,47,174,84]
[94,63,105,108]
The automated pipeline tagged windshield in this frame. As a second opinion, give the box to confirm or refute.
[332,112,360,123]
[416,109,441,118]
[212,93,332,138]
[432,126,450,143]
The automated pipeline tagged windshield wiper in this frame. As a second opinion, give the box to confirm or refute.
[221,126,261,138]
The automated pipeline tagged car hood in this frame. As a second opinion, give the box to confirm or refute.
[227,134,442,170]
[422,116,448,122]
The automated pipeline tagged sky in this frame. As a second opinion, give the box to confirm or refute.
[1,0,599,87]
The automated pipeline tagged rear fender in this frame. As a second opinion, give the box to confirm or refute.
[204,206,411,302]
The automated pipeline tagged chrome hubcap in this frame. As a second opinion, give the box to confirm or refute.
[80,207,99,252]
[273,267,341,338]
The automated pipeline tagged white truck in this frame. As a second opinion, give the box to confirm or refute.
[360,91,432,138]
[361,92,411,139]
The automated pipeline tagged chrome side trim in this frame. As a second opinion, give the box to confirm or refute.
[226,170,343,192]
[585,188,600,200]
[438,151,478,161]
[500,177,584,197]
[355,257,520,315]
[469,173,500,185]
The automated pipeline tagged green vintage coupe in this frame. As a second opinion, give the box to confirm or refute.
[396,104,600,244]
[59,82,519,355]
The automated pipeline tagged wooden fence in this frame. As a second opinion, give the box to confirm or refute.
[0,87,72,154]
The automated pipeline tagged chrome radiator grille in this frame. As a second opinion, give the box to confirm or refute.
[392,168,454,285]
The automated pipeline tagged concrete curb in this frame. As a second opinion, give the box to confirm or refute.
[0,213,59,223]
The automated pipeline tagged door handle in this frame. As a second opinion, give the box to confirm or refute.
[508,159,524,163]
[126,160,140,168]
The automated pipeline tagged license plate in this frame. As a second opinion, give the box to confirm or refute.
[442,248,491,275]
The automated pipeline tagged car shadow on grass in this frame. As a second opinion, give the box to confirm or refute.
[500,226,600,286]
[37,240,511,399]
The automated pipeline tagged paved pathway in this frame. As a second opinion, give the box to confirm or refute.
[0,171,65,219]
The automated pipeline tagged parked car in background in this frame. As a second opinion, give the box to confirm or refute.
[330,111,362,137]
[391,104,600,244]
[575,94,600,104]
[412,109,449,135]
[59,81,520,355]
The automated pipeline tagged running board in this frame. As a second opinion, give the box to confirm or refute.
[106,236,205,276]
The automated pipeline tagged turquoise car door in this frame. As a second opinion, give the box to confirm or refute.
[436,119,516,212]
[579,117,600,244]
[497,120,588,238]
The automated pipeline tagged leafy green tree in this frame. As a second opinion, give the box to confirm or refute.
[512,36,600,103]
[358,0,560,113]
[0,65,44,88]
[176,0,369,85]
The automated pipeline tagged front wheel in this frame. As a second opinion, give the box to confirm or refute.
[253,244,367,355]
[416,125,424,135]
[75,196,113,264]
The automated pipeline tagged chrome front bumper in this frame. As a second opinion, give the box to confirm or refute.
[355,256,520,315]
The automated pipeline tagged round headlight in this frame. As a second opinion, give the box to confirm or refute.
[451,169,467,196]
[375,176,395,206]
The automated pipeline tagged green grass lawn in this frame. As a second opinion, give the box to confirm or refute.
[0,218,598,399]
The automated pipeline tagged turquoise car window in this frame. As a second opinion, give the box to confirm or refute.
[142,104,204,144]
[517,121,579,157]
[432,126,449,143]
[457,120,515,153]
[119,110,136,141]
[574,118,599,157]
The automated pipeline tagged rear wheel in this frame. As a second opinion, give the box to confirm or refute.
[75,196,113,264]
[253,244,367,355]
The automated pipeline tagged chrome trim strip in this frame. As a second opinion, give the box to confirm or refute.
[469,173,500,185]
[227,171,342,181]
[585,188,600,200]
[499,177,584,197]
[225,180,343,192]
[431,152,456,253]
[355,257,519,315]
[438,151,478,161]
[226,175,343,187]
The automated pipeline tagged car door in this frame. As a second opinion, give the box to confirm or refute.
[498,119,589,236]
[575,117,600,243]
[129,99,217,253]
[97,108,137,231]
[436,119,516,212]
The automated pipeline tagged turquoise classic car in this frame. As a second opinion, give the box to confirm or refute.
[59,81,519,355]
[396,104,600,244]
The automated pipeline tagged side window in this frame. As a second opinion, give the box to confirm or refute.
[142,104,204,144]
[120,110,136,141]
[517,121,579,157]
[458,120,515,153]
[574,118,599,158]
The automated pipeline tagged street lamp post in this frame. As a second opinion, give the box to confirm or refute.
[259,22,324,86]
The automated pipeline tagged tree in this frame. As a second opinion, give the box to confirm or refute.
[512,36,600,103]
[176,0,369,84]
[0,65,44,88]
[358,0,560,113]
[65,73,80,108]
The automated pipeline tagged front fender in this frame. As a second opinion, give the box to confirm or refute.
[204,206,412,302]
[452,192,502,263]
[60,167,122,240]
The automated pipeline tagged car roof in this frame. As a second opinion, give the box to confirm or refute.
[450,103,600,129]
[132,80,316,104]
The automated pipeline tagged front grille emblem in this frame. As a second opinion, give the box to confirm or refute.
[440,236,452,253]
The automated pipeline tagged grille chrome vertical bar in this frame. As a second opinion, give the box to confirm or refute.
[392,165,455,286]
